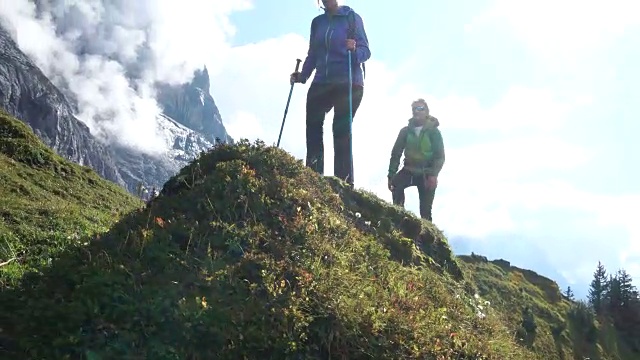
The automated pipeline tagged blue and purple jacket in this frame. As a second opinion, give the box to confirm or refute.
[299,6,371,87]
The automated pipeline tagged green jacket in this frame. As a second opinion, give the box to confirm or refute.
[387,115,445,179]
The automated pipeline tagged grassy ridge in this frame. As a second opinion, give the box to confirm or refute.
[0,109,636,359]
[0,109,142,288]
[459,254,638,360]
[0,132,534,359]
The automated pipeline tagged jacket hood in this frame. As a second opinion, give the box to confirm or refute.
[323,5,354,16]
[408,115,440,128]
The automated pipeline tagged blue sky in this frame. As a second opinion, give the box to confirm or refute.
[203,0,640,300]
[4,0,637,300]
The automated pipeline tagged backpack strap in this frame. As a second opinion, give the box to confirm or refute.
[347,11,366,79]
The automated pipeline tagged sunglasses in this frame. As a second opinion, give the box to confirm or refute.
[413,106,426,111]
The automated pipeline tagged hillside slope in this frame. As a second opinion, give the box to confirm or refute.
[0,122,635,359]
[0,138,537,359]
[0,109,143,354]
[0,109,142,280]
[459,254,638,360]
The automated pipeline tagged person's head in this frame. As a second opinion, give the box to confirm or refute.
[411,98,429,119]
[318,0,339,13]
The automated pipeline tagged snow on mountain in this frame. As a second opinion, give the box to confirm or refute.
[157,112,214,164]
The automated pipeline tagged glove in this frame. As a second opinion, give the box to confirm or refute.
[290,72,304,85]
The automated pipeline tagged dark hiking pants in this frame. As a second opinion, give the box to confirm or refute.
[305,82,364,186]
[390,167,436,221]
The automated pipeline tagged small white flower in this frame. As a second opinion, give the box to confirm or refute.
[355,212,361,218]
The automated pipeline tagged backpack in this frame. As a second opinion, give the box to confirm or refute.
[311,10,366,79]
[404,126,433,162]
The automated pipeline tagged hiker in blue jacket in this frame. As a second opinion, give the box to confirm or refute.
[290,0,371,187]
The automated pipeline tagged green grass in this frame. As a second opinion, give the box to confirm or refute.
[0,109,143,288]
[458,254,638,360]
[0,109,636,359]
[0,109,143,357]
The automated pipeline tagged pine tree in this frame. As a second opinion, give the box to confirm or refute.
[617,269,636,308]
[607,273,621,311]
[588,261,608,315]
[565,286,575,301]
[607,269,638,315]
[608,268,640,352]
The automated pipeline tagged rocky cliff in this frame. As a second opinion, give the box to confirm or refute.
[0,22,232,194]
[155,67,233,145]
[0,25,127,187]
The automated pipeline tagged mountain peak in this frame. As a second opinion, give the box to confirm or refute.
[0,23,127,187]
[154,67,231,144]
[192,66,210,91]
[1,21,230,195]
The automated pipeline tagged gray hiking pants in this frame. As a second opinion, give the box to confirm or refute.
[390,167,436,221]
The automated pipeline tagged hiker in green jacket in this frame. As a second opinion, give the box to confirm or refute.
[387,98,445,222]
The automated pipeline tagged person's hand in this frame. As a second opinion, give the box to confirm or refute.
[426,176,438,190]
[346,39,356,51]
[290,72,302,85]
[388,178,394,191]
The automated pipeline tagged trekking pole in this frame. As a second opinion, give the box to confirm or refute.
[347,36,354,185]
[277,58,302,147]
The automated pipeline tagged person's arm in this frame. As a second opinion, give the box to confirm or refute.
[352,12,371,64]
[299,17,318,83]
[388,127,407,179]
[425,128,445,176]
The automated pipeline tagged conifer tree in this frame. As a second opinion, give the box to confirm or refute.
[608,269,640,352]
[565,286,575,301]
[607,273,621,311]
[588,261,608,315]
[617,269,636,308]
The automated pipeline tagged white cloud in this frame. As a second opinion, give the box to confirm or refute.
[456,0,640,283]
[209,30,592,227]
[467,0,640,64]
[442,179,640,285]
[206,16,640,286]
[0,0,253,153]
[224,110,266,141]
[432,87,592,133]
[3,0,638,288]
